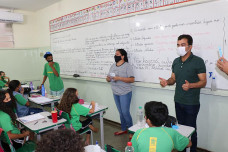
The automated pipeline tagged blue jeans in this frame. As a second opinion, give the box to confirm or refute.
[50,88,64,96]
[175,102,200,152]
[113,91,133,131]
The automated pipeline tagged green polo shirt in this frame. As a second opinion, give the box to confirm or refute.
[1,76,7,83]
[131,127,189,152]
[0,80,6,89]
[70,103,90,131]
[172,53,206,105]
[43,62,64,91]
[0,111,20,135]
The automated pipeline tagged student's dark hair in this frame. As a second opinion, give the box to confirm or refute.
[45,54,52,59]
[36,129,84,152]
[116,49,128,62]
[178,34,193,45]
[0,91,17,124]
[57,88,79,118]
[144,101,169,127]
[0,71,4,75]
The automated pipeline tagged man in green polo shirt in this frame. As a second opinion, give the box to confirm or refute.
[41,52,64,96]
[159,34,206,152]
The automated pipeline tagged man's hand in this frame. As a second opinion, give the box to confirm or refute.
[182,80,190,91]
[217,57,228,75]
[48,62,54,67]
[159,77,168,87]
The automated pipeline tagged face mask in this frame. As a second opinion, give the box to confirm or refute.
[177,47,188,56]
[114,55,122,63]
[47,60,53,62]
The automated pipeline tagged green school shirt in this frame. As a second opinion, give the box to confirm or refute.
[1,76,7,83]
[15,94,27,106]
[0,80,6,88]
[70,103,90,131]
[131,127,189,152]
[0,111,20,134]
[172,53,206,105]
[43,62,64,91]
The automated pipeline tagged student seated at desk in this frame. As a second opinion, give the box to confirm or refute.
[8,80,43,117]
[0,71,9,89]
[36,129,84,152]
[57,88,98,145]
[131,101,192,152]
[0,91,35,151]
[0,71,10,84]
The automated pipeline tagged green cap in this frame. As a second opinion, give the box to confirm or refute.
[139,106,142,109]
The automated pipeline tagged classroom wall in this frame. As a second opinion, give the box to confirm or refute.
[1,0,227,151]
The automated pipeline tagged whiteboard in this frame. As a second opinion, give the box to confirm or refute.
[51,0,228,90]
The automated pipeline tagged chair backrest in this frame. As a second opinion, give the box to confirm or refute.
[56,109,75,131]
[0,128,16,152]
[105,144,120,152]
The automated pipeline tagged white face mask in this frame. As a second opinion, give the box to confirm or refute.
[177,47,188,56]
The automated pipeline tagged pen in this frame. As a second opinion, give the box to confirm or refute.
[34,121,38,125]
[88,104,92,109]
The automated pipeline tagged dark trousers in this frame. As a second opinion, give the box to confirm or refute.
[175,102,200,152]
[77,118,93,134]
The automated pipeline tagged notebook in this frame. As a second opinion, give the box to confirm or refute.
[18,113,45,124]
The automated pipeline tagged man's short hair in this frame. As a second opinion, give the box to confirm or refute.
[144,101,169,127]
[178,34,193,45]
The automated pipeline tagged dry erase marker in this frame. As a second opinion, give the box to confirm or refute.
[219,47,223,61]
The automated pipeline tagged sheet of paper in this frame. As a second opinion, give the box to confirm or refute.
[82,103,100,111]
[21,85,29,88]
[19,113,45,123]
[29,97,53,104]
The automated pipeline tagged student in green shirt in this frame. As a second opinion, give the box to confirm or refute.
[131,101,192,152]
[41,52,64,96]
[8,80,43,117]
[0,90,35,151]
[0,71,9,89]
[57,88,98,145]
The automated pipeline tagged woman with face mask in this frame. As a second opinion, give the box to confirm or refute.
[0,90,36,151]
[106,49,135,137]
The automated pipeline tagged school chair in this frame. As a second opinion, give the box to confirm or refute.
[105,144,120,152]
[0,128,16,152]
[57,109,94,144]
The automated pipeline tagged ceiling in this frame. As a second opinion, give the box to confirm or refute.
[0,0,61,11]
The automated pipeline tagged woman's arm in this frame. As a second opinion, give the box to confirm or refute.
[112,77,134,83]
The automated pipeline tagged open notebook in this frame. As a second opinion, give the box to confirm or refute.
[18,113,45,124]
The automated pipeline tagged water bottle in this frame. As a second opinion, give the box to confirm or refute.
[211,77,216,91]
[125,142,134,152]
[41,85,45,96]
[137,106,144,127]
[94,141,101,152]
[29,81,34,90]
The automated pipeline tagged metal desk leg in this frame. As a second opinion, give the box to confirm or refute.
[37,134,41,141]
[100,111,104,149]
[51,103,54,110]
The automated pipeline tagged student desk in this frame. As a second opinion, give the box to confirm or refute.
[128,124,195,152]
[16,112,66,141]
[82,103,108,149]
[28,94,60,109]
